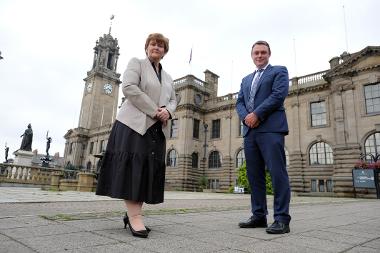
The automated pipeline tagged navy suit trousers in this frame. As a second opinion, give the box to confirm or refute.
[244,130,291,224]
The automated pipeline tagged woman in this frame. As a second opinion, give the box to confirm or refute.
[96,33,176,238]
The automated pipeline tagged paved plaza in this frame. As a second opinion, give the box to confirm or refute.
[0,187,379,253]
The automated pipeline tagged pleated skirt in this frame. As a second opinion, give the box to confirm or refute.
[95,120,166,204]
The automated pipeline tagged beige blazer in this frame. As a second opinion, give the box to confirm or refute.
[116,57,177,138]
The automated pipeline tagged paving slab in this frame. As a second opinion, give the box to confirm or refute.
[0,187,379,253]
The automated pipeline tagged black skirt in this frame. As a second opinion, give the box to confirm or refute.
[95,120,166,204]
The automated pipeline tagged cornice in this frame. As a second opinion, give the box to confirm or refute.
[288,83,330,96]
[325,46,380,81]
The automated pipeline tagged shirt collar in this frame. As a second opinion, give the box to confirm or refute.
[255,63,269,72]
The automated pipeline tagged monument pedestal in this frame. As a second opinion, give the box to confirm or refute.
[13,150,34,166]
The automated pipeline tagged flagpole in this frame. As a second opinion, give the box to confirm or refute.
[342,5,349,52]
[188,46,193,75]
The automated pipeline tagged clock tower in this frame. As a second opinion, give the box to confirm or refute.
[79,33,121,129]
[63,31,121,170]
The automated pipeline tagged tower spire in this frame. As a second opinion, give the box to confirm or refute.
[108,14,115,35]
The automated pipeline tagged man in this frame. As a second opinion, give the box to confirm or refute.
[236,41,291,234]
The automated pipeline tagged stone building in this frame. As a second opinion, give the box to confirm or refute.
[63,31,380,197]
[63,32,121,171]
[166,46,380,198]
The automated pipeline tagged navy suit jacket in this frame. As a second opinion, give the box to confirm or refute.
[236,64,289,137]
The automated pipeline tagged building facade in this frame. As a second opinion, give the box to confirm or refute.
[64,33,380,197]
[63,32,121,171]
[166,46,380,198]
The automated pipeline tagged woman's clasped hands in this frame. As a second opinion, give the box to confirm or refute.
[155,107,170,126]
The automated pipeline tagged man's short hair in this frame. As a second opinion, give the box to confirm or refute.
[252,40,271,55]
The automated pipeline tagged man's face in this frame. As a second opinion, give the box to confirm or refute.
[251,44,270,69]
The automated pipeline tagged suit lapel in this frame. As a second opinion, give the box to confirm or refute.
[255,64,272,93]
[143,58,162,86]
[245,73,254,98]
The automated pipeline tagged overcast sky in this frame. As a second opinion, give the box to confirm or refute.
[0,0,378,162]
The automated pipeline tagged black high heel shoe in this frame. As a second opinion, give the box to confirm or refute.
[123,213,151,232]
[126,219,148,238]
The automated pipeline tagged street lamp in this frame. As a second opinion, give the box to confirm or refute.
[203,122,208,161]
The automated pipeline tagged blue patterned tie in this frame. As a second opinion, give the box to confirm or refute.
[247,69,264,112]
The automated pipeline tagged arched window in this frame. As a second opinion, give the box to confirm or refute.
[166,149,177,167]
[364,132,380,162]
[309,142,333,165]
[236,149,245,168]
[208,151,221,168]
[191,152,198,168]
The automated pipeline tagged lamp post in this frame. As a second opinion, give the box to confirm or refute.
[203,122,208,162]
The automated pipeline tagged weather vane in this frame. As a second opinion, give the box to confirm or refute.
[108,14,115,35]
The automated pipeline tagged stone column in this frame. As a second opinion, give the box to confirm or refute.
[288,151,306,194]
[221,155,233,192]
[333,144,361,197]
[288,100,306,194]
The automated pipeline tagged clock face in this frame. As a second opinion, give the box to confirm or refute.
[103,83,113,94]
[86,83,93,92]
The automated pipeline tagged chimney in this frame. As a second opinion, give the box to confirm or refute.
[204,69,219,98]
[329,56,340,69]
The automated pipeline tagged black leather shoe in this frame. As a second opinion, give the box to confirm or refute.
[266,221,290,234]
[238,216,267,228]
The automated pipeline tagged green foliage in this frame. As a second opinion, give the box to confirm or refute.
[265,170,273,195]
[237,162,251,193]
[237,161,273,195]
[64,163,77,170]
[198,175,208,190]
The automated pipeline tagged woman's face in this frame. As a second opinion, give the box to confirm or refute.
[146,39,165,62]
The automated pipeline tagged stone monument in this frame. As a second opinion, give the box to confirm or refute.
[4,144,9,163]
[41,131,52,167]
[13,124,34,166]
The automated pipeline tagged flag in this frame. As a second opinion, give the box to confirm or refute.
[188,48,192,64]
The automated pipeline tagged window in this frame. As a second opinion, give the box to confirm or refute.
[99,140,104,153]
[364,132,380,162]
[236,149,245,168]
[69,143,73,154]
[364,83,380,114]
[166,149,177,167]
[193,119,200,139]
[170,119,178,138]
[191,152,198,168]
[89,142,94,154]
[311,179,317,192]
[209,151,221,168]
[326,179,333,192]
[318,180,325,192]
[239,120,244,136]
[211,119,220,139]
[310,101,326,126]
[208,179,220,189]
[309,142,333,165]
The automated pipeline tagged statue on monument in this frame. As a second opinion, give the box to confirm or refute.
[46,131,52,157]
[4,143,9,163]
[20,124,33,151]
